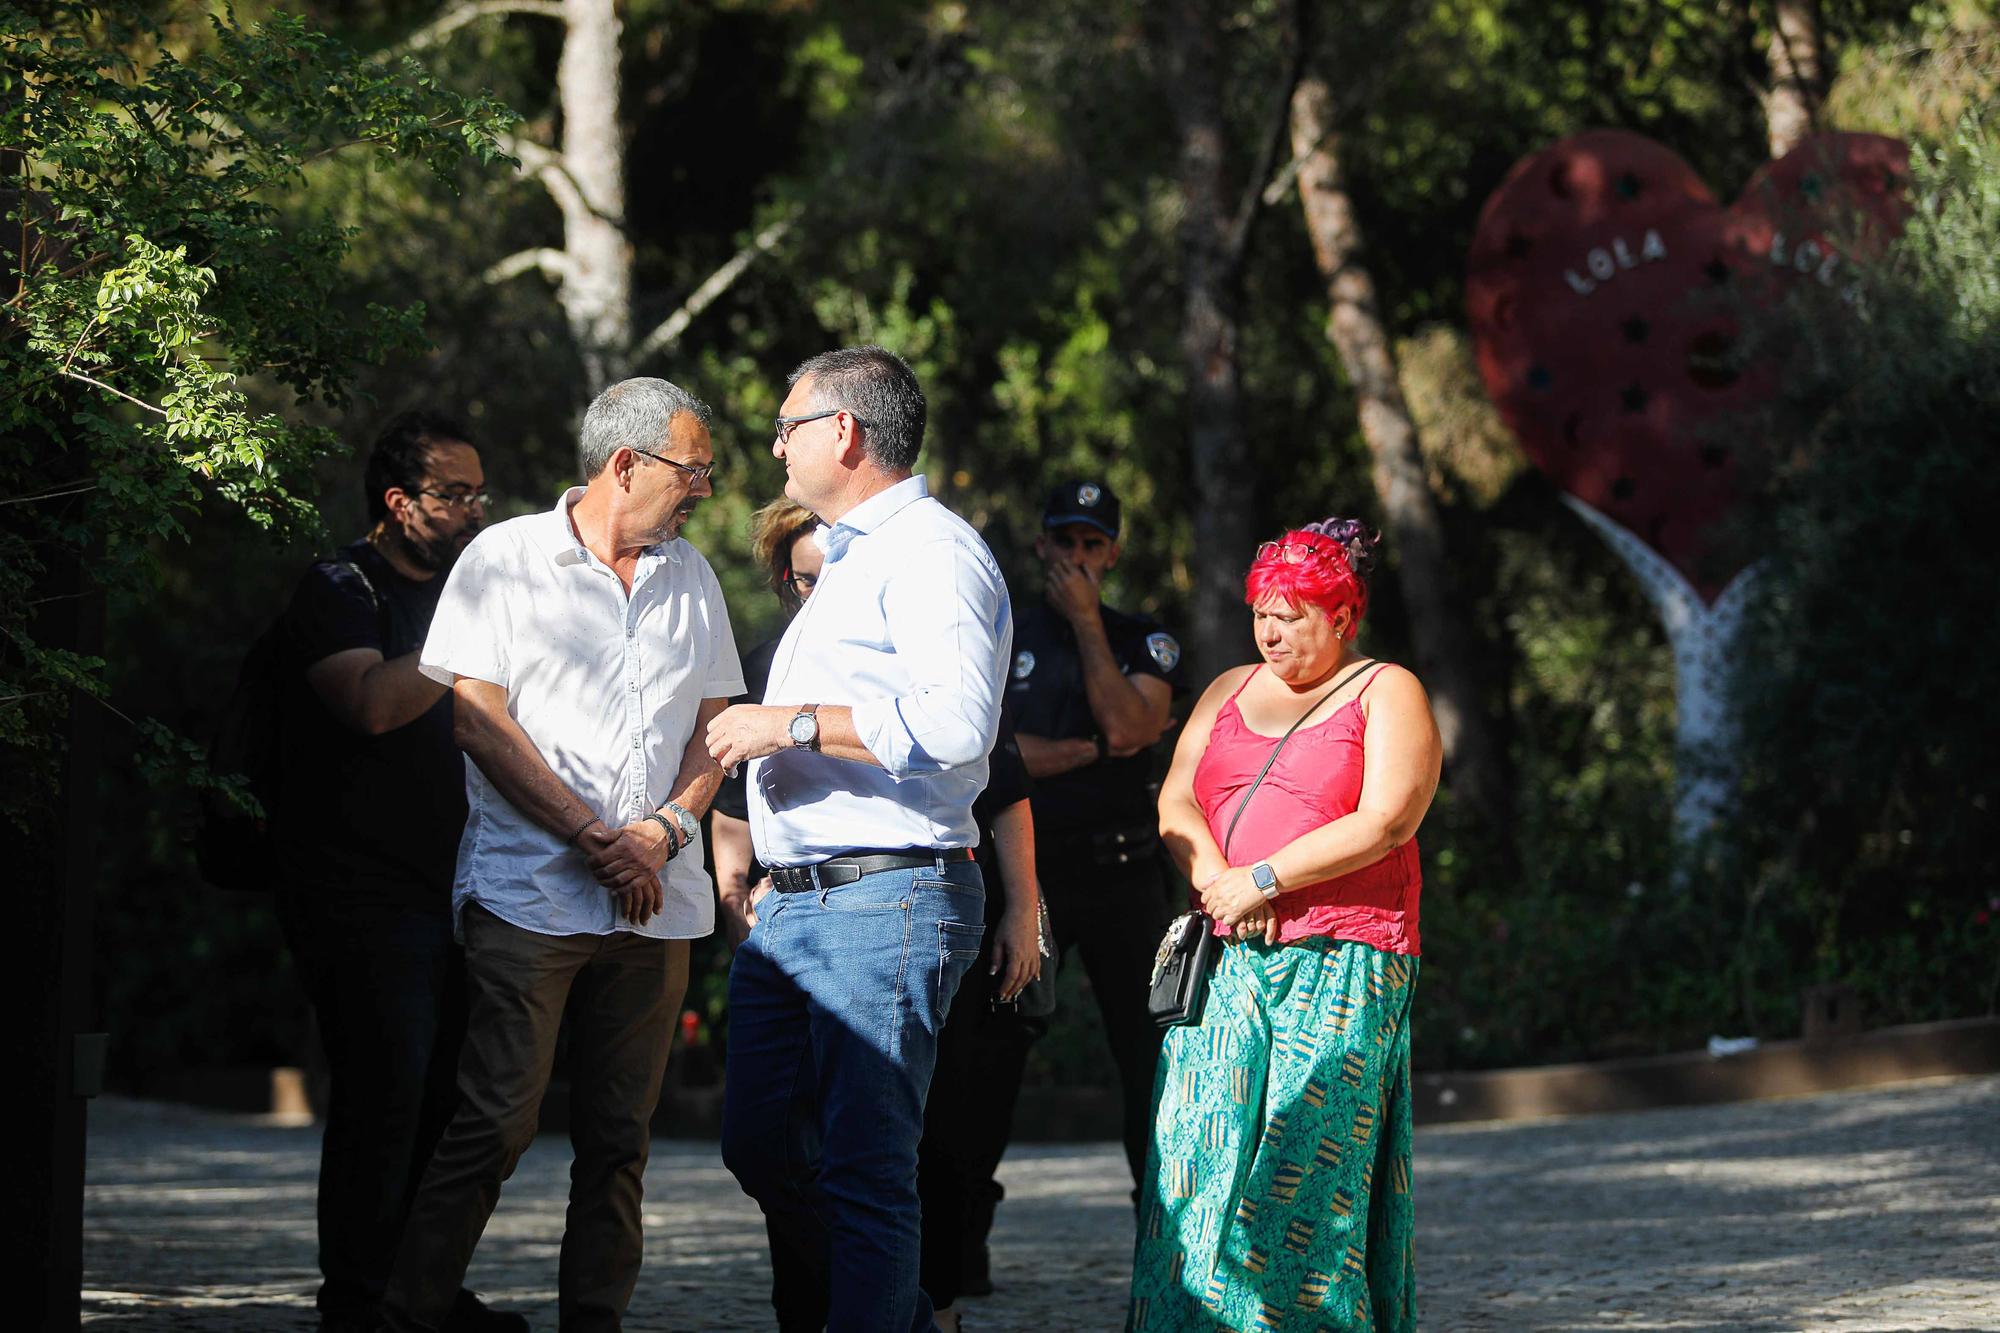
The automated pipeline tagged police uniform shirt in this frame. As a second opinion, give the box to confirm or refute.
[1005,600,1188,838]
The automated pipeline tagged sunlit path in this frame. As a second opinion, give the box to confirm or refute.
[84,1075,1998,1330]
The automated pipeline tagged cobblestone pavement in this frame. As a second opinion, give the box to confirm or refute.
[83,1074,1997,1331]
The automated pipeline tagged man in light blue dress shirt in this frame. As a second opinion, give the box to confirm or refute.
[707,346,1012,1333]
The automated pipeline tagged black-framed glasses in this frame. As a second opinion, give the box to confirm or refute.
[630,446,717,484]
[773,408,873,445]
[417,488,492,511]
[786,568,819,596]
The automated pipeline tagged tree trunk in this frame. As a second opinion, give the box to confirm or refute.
[1763,0,1825,157]
[556,0,632,390]
[1168,0,1259,682]
[1287,74,1510,830]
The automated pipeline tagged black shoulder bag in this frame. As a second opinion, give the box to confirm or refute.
[1146,659,1377,1027]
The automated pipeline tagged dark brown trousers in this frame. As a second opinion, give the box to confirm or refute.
[381,904,687,1332]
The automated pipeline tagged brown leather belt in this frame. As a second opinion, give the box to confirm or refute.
[768,847,975,894]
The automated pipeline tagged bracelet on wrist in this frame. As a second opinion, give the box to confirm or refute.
[566,814,601,846]
[644,810,681,858]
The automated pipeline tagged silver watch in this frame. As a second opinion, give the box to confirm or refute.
[664,801,700,849]
[788,703,821,750]
[1251,862,1280,900]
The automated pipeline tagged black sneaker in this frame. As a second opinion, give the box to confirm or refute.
[445,1289,529,1333]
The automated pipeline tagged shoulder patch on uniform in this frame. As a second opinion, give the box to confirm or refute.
[1013,650,1037,680]
[1146,632,1181,672]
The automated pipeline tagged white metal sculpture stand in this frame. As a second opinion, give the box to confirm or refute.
[1561,495,1758,848]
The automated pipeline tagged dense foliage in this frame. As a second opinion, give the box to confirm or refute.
[1727,111,2000,1031]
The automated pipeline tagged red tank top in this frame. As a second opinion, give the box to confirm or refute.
[1191,665,1421,954]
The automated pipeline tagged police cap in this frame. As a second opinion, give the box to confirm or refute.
[1043,480,1121,539]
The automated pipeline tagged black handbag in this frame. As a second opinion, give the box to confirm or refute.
[1145,660,1376,1027]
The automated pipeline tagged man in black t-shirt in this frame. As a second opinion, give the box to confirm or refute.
[1006,480,1188,1188]
[273,412,519,1333]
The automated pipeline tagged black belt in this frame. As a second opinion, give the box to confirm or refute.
[768,848,975,894]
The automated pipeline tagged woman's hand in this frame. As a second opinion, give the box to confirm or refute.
[989,899,1043,1002]
[1199,866,1280,946]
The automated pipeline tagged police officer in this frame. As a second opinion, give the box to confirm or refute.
[1007,479,1187,1187]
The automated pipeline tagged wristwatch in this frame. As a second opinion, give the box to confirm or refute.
[663,801,700,851]
[1250,862,1281,901]
[788,703,822,751]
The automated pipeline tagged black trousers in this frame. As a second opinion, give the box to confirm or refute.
[1035,834,1174,1187]
[915,889,1049,1309]
[278,888,466,1322]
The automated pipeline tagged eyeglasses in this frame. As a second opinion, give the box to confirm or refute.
[417,489,492,511]
[773,408,873,445]
[1255,540,1328,563]
[630,446,717,484]
[786,569,818,595]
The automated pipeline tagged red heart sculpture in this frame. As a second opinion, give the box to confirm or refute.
[1466,130,1909,601]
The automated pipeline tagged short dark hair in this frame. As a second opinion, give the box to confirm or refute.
[363,411,473,522]
[788,345,926,473]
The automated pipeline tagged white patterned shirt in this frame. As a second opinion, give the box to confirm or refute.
[421,488,744,938]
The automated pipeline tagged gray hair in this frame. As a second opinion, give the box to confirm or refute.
[578,377,713,478]
[788,346,926,473]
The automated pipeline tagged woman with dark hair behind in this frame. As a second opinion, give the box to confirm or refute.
[1127,518,1442,1332]
[710,498,823,944]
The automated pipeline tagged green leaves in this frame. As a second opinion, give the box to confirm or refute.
[0,0,517,826]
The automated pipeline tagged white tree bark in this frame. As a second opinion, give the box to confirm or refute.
[554,0,631,391]
[1764,0,1826,157]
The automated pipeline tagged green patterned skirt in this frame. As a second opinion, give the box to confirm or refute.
[1127,935,1418,1332]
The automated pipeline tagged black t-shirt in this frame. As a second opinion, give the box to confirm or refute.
[271,538,465,905]
[1004,598,1189,836]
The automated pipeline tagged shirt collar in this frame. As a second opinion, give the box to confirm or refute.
[814,474,928,563]
[540,485,684,569]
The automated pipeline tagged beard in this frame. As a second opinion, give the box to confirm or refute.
[405,522,476,574]
[658,497,699,542]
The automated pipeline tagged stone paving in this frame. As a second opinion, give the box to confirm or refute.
[82,1074,1998,1330]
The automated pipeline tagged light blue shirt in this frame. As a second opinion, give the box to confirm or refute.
[747,475,1012,866]
[422,489,745,939]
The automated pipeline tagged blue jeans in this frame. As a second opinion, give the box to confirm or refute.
[721,858,986,1333]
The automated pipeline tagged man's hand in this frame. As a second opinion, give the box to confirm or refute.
[989,898,1043,1003]
[1043,556,1103,627]
[707,704,794,774]
[1199,865,1279,946]
[581,821,671,925]
[718,877,770,949]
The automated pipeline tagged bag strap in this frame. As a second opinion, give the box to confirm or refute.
[1221,659,1376,860]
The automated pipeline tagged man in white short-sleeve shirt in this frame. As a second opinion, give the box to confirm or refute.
[381,378,743,1333]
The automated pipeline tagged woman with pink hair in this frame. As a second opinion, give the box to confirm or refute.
[1127,518,1442,1332]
